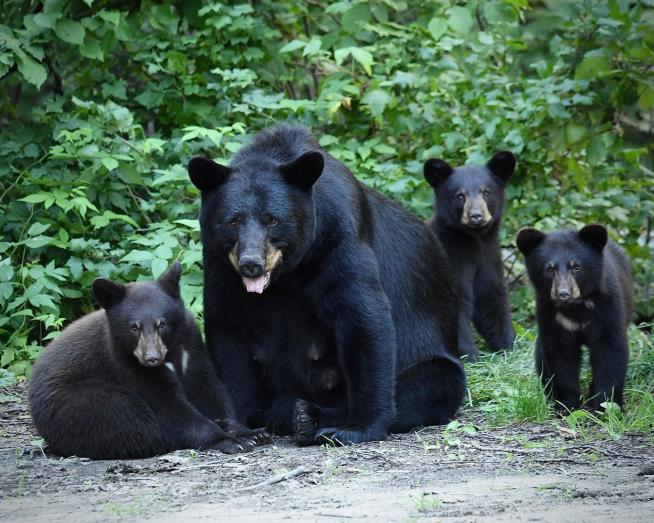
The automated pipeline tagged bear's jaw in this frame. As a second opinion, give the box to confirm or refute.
[243,272,271,294]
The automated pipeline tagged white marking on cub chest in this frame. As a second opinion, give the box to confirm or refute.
[555,313,586,332]
[181,349,189,375]
[164,362,176,374]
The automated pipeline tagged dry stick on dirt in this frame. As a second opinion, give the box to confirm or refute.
[236,465,310,491]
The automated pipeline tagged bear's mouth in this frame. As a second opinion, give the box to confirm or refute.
[242,272,271,294]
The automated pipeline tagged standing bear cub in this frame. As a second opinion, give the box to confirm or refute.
[188,124,465,446]
[29,262,269,459]
[424,151,517,361]
[516,225,634,413]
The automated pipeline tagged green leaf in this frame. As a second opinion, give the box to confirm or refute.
[638,86,654,110]
[80,37,103,61]
[54,19,86,45]
[151,258,168,278]
[350,47,373,75]
[16,54,47,89]
[574,51,611,80]
[362,89,391,116]
[448,6,473,35]
[427,17,448,41]
[33,12,61,29]
[121,250,155,263]
[101,157,119,171]
[153,245,173,260]
[279,40,305,54]
[27,222,50,236]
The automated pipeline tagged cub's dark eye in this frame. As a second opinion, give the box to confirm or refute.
[262,214,278,227]
[158,320,166,331]
[572,263,581,272]
[130,322,139,332]
[456,193,465,201]
[545,265,555,275]
[482,189,491,199]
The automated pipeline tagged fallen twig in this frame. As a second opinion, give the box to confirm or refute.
[236,465,310,491]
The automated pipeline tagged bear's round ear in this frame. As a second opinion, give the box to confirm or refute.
[188,157,229,192]
[578,224,608,252]
[423,159,453,188]
[516,227,546,256]
[158,261,182,299]
[92,278,126,309]
[279,151,324,192]
[487,151,516,184]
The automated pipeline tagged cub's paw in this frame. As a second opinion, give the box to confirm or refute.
[293,399,318,447]
[459,343,479,363]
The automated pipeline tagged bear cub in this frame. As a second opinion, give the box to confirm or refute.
[424,151,517,361]
[29,262,269,459]
[516,224,634,412]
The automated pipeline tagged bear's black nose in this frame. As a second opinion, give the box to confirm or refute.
[239,256,265,278]
[469,213,483,225]
[145,355,161,366]
[558,290,571,301]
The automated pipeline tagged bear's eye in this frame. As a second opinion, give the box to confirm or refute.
[545,265,555,275]
[482,189,491,199]
[572,263,581,272]
[130,322,139,333]
[262,214,278,227]
[157,320,166,331]
[456,193,465,201]
[227,216,242,228]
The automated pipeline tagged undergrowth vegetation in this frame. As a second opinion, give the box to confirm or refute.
[466,323,654,438]
[1,1,653,434]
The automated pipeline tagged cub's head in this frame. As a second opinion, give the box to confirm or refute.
[187,150,323,294]
[424,151,515,235]
[516,224,608,308]
[92,262,185,367]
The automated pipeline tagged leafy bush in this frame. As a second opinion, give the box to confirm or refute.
[1,0,653,378]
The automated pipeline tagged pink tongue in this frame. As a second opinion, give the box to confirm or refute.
[243,275,267,294]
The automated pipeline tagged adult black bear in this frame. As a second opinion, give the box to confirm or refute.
[28,262,269,459]
[187,124,465,446]
[516,225,633,412]
[424,152,516,361]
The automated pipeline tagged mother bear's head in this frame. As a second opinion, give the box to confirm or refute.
[188,148,324,294]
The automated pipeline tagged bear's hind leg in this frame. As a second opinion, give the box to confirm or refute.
[30,379,169,459]
[390,357,466,433]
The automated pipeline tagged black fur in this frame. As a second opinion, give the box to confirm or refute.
[28,262,269,459]
[424,152,516,361]
[188,124,466,446]
[516,225,634,412]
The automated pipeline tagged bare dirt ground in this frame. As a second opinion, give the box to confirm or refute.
[1,383,653,523]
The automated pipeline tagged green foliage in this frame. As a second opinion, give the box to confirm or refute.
[1,0,653,381]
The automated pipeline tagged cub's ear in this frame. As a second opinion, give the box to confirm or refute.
[158,261,182,299]
[487,151,516,184]
[92,278,126,309]
[188,157,229,192]
[280,151,324,191]
[578,224,608,252]
[423,159,453,188]
[516,227,546,256]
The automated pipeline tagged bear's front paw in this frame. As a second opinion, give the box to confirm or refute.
[212,436,257,454]
[294,399,318,447]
